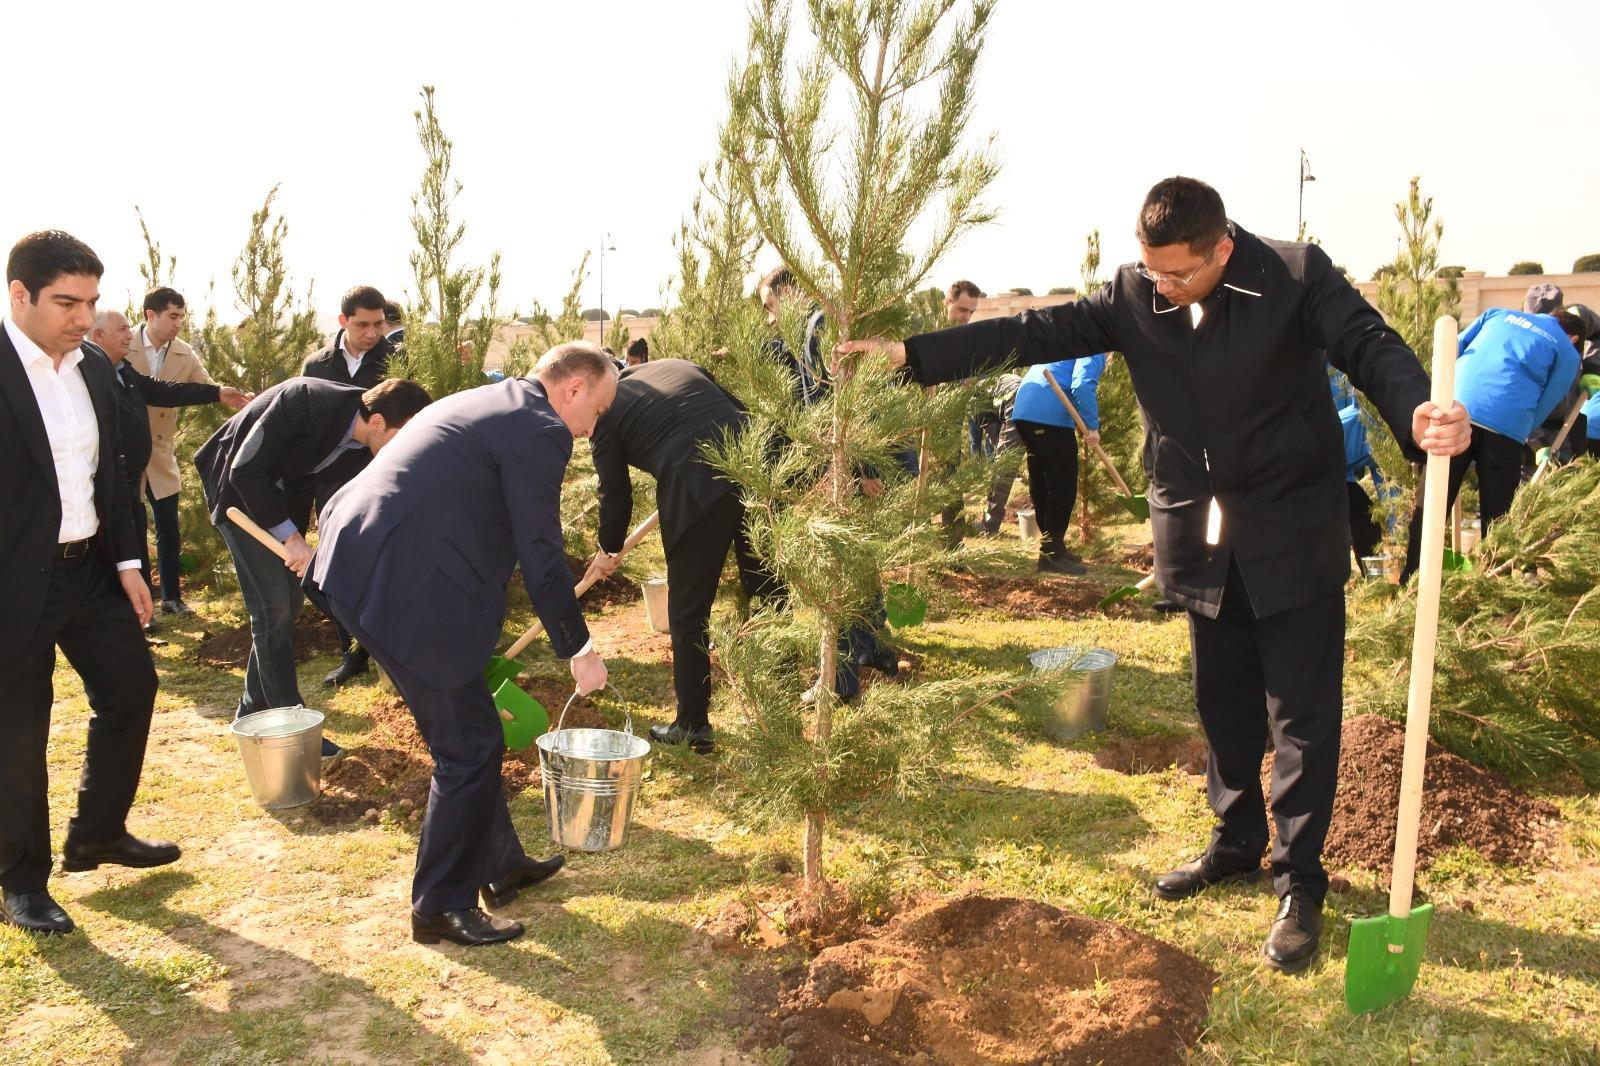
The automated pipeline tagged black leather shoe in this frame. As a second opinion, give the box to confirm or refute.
[322,650,370,688]
[411,907,524,946]
[481,855,566,909]
[860,646,900,677]
[1152,850,1263,901]
[1037,553,1088,575]
[648,722,715,753]
[1262,886,1324,973]
[0,890,75,934]
[61,833,181,873]
[160,599,195,616]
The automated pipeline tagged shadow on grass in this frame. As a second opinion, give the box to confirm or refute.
[54,870,469,1064]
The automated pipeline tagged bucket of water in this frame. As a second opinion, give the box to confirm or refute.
[641,577,671,633]
[1027,647,1117,740]
[536,693,651,852]
[1360,555,1395,581]
[230,705,324,809]
[1016,508,1040,541]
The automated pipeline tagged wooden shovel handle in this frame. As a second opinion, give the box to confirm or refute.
[1530,394,1586,485]
[1042,369,1133,498]
[1389,317,1456,922]
[502,510,661,659]
[225,506,291,563]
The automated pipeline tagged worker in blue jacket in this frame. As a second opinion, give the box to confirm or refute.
[1330,374,1383,561]
[1401,308,1583,581]
[1008,354,1107,573]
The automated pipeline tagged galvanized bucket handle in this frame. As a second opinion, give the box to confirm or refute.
[553,685,634,736]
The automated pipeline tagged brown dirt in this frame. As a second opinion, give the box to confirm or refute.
[1120,543,1155,570]
[308,678,611,826]
[1095,734,1209,775]
[195,605,344,668]
[937,570,1118,618]
[585,607,675,663]
[1269,713,1561,874]
[770,895,1215,1066]
[565,553,639,609]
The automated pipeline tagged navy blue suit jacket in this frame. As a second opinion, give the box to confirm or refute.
[308,377,589,688]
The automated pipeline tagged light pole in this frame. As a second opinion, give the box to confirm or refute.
[1297,149,1316,237]
[597,232,616,345]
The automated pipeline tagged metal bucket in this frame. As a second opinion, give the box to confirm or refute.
[536,696,651,852]
[1457,521,1480,555]
[641,577,671,633]
[230,706,324,809]
[1016,508,1040,541]
[1359,554,1395,581]
[1028,647,1117,740]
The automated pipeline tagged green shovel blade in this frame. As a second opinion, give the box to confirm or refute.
[1098,585,1139,609]
[1345,904,1434,1015]
[494,679,548,751]
[484,656,522,694]
[1441,549,1471,573]
[1121,495,1150,521]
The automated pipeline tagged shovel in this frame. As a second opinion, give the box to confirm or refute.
[1346,316,1457,1015]
[1042,369,1148,521]
[1529,385,1588,485]
[1098,572,1156,609]
[483,511,660,743]
[225,506,294,563]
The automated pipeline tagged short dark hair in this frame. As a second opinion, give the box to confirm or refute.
[7,230,103,300]
[360,378,432,427]
[383,301,404,326]
[1136,177,1229,251]
[626,337,649,360]
[1553,311,1585,343]
[143,286,185,316]
[341,285,387,317]
[947,279,983,301]
[758,265,796,298]
[536,342,618,385]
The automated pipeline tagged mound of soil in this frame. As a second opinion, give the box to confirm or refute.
[938,570,1116,618]
[308,679,609,826]
[1120,543,1155,570]
[772,896,1215,1066]
[1294,714,1560,874]
[1095,734,1209,776]
[195,606,345,668]
[565,553,639,609]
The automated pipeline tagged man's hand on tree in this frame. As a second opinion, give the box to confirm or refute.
[835,338,907,370]
[1411,400,1471,457]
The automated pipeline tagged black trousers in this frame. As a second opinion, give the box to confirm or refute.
[666,492,782,729]
[0,550,159,893]
[1015,420,1079,548]
[1187,558,1345,903]
[1402,426,1522,580]
[331,601,526,914]
[146,488,184,604]
[1346,481,1383,561]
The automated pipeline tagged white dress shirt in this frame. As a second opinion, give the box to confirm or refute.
[141,326,170,378]
[339,334,367,379]
[7,318,140,569]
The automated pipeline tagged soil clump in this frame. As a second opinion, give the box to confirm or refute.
[195,606,344,668]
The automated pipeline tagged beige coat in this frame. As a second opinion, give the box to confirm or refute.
[125,325,214,499]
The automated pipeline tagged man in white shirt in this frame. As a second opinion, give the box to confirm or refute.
[0,230,180,936]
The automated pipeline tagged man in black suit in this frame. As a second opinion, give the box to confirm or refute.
[841,177,1472,974]
[298,285,398,688]
[309,343,615,947]
[195,376,432,767]
[583,359,781,753]
[85,310,251,626]
[0,231,180,936]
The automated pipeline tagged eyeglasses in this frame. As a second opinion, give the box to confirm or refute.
[1135,242,1221,288]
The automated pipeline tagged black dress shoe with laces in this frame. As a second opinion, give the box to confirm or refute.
[1262,885,1324,973]
[160,598,195,616]
[1152,849,1264,901]
[61,833,181,873]
[322,650,371,688]
[411,907,524,946]
[481,855,566,910]
[0,890,76,934]
[648,722,715,754]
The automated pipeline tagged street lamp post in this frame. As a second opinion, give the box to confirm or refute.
[597,232,616,345]
[1297,149,1316,237]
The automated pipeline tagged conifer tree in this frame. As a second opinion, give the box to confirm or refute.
[710,0,1069,897]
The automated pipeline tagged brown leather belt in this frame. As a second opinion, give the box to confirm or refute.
[55,539,94,560]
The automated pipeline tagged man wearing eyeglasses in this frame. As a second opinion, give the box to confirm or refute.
[840,176,1471,975]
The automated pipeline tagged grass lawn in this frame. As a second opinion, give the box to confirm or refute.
[2,524,1597,1065]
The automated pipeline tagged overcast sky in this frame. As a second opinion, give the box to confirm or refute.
[5,0,1596,320]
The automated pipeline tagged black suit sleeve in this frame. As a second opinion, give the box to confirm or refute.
[227,386,309,532]
[589,421,633,555]
[1299,243,1429,462]
[502,422,590,658]
[130,365,222,408]
[903,286,1120,386]
[94,361,143,564]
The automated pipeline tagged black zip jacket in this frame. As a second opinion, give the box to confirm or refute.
[904,226,1430,618]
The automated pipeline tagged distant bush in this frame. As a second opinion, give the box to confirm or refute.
[1508,261,1544,276]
